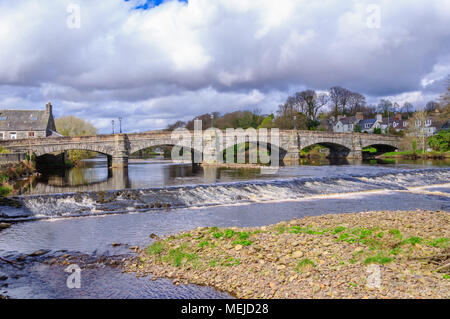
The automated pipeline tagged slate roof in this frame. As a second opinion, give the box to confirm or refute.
[359,119,376,127]
[0,109,52,131]
[338,116,359,125]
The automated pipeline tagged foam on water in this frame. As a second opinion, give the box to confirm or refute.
[1,167,449,221]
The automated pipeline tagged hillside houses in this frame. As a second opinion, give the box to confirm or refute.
[332,112,443,137]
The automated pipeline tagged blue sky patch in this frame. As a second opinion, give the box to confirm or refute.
[125,0,188,10]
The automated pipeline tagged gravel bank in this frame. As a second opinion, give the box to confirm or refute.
[124,210,450,299]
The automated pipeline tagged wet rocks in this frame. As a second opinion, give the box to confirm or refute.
[0,223,11,231]
[28,249,50,257]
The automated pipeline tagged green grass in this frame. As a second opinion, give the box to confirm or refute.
[296,258,315,272]
[0,185,12,197]
[198,240,210,248]
[401,236,423,246]
[165,246,198,267]
[364,253,393,265]
[222,257,240,267]
[232,239,253,246]
[362,147,377,153]
[427,238,449,249]
[389,229,403,240]
[146,242,165,255]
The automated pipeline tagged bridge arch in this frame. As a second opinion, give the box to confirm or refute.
[129,140,204,163]
[361,143,398,157]
[218,141,288,164]
[33,144,114,157]
[299,141,352,158]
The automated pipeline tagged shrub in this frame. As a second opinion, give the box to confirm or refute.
[428,129,449,152]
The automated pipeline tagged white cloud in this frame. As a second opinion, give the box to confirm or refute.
[0,0,448,132]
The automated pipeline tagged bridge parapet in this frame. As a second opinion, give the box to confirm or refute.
[0,130,401,167]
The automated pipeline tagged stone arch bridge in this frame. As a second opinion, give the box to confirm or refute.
[0,130,400,168]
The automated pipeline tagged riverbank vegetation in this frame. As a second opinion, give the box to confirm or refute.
[125,210,449,299]
[379,129,449,159]
[0,160,36,196]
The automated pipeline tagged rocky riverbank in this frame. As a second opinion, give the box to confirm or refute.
[124,210,450,299]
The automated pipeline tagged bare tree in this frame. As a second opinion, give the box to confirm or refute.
[377,99,393,116]
[410,110,428,154]
[425,101,440,112]
[401,102,414,114]
[439,77,450,108]
[167,120,186,130]
[347,92,366,115]
[298,90,329,120]
[328,86,353,119]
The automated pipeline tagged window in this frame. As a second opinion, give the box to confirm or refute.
[365,123,371,128]
[28,132,35,138]
[30,114,38,121]
[10,132,17,139]
[0,116,7,121]
[0,133,3,140]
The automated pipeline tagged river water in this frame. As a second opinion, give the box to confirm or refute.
[0,157,449,298]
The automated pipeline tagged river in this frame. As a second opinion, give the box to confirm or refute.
[0,157,449,298]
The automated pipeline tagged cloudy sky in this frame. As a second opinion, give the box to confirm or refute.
[0,0,449,133]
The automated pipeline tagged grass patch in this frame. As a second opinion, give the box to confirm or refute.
[296,258,315,272]
[146,242,165,255]
[165,246,198,267]
[427,238,449,249]
[232,239,253,246]
[364,253,393,265]
[401,236,423,246]
[389,229,403,240]
[222,257,240,267]
[198,240,210,248]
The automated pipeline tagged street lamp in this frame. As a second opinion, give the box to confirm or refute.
[387,106,390,136]
[211,113,214,128]
[112,120,115,134]
[293,115,296,130]
[119,117,122,134]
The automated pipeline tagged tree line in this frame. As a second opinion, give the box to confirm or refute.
[166,85,446,131]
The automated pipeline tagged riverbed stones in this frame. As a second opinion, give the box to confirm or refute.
[292,250,304,258]
[123,210,450,299]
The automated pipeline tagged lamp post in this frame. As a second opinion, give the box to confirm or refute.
[211,113,214,128]
[293,115,296,130]
[112,120,115,134]
[387,106,390,136]
[119,117,122,134]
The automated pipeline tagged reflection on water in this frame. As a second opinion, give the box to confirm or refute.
[13,156,449,195]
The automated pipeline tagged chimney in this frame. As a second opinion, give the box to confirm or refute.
[46,102,53,115]
[376,114,382,122]
[356,112,364,120]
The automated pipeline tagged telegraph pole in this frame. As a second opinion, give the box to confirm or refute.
[119,117,122,134]
[112,120,115,134]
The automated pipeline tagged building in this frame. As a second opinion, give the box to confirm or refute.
[333,113,364,133]
[0,102,61,140]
